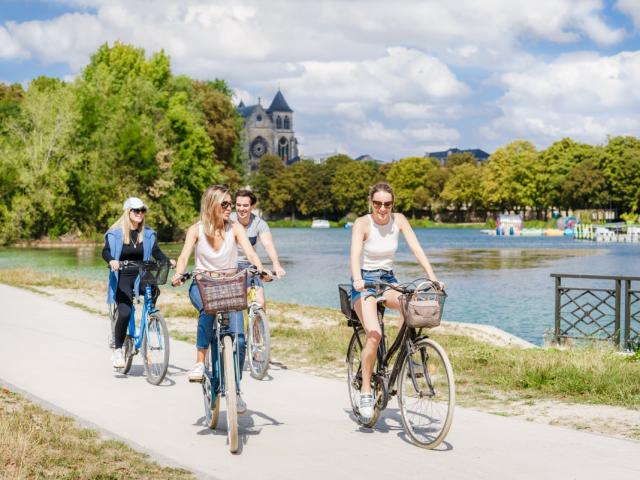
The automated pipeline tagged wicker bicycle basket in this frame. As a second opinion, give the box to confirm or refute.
[195,270,248,314]
[400,290,446,328]
[139,261,171,286]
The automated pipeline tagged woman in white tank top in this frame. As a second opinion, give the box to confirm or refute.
[173,185,266,413]
[350,182,442,422]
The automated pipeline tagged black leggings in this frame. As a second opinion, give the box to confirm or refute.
[114,274,158,349]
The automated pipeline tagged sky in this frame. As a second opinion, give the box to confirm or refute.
[1,0,640,161]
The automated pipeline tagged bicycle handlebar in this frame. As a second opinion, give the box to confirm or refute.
[362,279,445,295]
[107,260,174,270]
[172,267,274,287]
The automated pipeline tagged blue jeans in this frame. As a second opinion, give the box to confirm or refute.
[350,269,399,307]
[189,281,246,378]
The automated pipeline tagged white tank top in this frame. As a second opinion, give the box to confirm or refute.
[361,214,399,271]
[195,222,238,271]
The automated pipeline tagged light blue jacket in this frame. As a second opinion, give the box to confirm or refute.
[105,226,156,304]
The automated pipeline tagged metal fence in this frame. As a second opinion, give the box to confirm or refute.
[551,274,640,350]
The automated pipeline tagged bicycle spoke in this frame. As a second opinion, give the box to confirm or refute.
[398,338,454,449]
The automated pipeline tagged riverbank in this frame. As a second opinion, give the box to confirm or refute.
[0,268,638,440]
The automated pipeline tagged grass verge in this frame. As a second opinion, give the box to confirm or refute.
[0,387,193,479]
[1,268,638,409]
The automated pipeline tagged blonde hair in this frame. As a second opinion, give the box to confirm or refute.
[109,210,144,245]
[200,185,230,238]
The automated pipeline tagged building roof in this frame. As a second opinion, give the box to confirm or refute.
[237,104,259,118]
[426,148,490,160]
[267,90,293,113]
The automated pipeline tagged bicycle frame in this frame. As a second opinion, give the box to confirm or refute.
[126,283,158,351]
[351,305,430,408]
[206,313,241,400]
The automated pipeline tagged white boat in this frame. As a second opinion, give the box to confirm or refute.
[311,219,330,229]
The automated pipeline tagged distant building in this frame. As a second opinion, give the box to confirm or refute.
[237,90,299,171]
[355,154,383,164]
[426,148,490,166]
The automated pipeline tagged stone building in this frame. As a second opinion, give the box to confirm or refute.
[237,90,299,171]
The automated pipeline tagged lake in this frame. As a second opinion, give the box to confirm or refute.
[1,228,637,345]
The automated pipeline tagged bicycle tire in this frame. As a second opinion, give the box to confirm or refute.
[248,307,271,380]
[122,336,134,374]
[223,335,239,453]
[397,338,455,449]
[202,374,220,429]
[142,313,170,385]
[346,329,381,428]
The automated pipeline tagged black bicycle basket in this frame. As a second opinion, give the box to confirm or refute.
[338,284,360,326]
[139,261,171,286]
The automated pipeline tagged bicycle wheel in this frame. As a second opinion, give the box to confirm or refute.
[122,336,134,374]
[397,338,455,449]
[142,313,170,385]
[201,348,220,428]
[248,307,270,380]
[346,329,381,428]
[202,374,220,429]
[223,335,239,453]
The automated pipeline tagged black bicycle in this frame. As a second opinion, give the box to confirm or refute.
[338,279,455,449]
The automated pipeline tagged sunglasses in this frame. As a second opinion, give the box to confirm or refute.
[372,200,393,209]
[131,208,147,214]
[220,201,233,210]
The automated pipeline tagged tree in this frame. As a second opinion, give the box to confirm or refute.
[445,151,476,168]
[192,80,244,174]
[602,136,640,213]
[331,160,378,216]
[560,158,607,210]
[538,138,595,215]
[386,156,444,216]
[481,140,537,213]
[252,154,290,215]
[441,163,483,221]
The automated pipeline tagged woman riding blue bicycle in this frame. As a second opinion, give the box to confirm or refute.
[103,197,173,369]
[350,182,443,421]
[172,185,267,414]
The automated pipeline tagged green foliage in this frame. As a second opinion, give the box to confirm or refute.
[441,162,483,221]
[331,159,379,215]
[252,154,291,215]
[0,42,240,244]
[387,156,443,216]
[482,140,537,212]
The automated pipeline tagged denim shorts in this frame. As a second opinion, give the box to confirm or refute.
[350,269,398,307]
[238,260,263,288]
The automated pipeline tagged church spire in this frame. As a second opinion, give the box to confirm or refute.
[268,90,293,113]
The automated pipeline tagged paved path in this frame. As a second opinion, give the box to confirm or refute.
[0,284,638,480]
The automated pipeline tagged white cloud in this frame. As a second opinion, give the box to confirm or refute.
[486,51,640,146]
[0,0,633,157]
[617,0,640,28]
[0,26,27,58]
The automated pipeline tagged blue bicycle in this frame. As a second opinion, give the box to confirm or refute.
[110,260,172,385]
[176,268,271,453]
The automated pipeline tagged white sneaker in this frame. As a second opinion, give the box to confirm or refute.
[188,362,205,382]
[236,394,247,415]
[359,393,374,421]
[112,348,125,369]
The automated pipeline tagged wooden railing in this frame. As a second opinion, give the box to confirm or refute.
[550,274,640,350]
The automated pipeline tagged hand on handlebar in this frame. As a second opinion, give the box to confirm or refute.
[353,279,365,292]
[171,271,189,287]
[109,260,120,272]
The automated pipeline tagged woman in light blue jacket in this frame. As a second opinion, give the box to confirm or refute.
[103,197,172,369]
